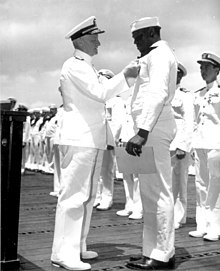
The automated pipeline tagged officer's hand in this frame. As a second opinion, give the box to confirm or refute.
[125,134,147,157]
[176,148,186,160]
[123,60,140,79]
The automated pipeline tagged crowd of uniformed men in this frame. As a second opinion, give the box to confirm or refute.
[7,14,220,271]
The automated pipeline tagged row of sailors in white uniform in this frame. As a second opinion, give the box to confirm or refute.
[22,105,59,175]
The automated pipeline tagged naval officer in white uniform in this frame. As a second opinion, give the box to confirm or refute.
[170,62,194,229]
[125,17,177,270]
[189,52,220,242]
[50,16,140,271]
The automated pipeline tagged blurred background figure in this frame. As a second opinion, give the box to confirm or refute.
[43,104,58,174]
[49,104,63,197]
[7,97,17,111]
[94,69,126,210]
[16,104,29,175]
[29,108,42,171]
[38,107,51,173]
[25,109,35,170]
[170,62,194,229]
[116,92,143,220]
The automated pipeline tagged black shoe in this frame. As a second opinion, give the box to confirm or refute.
[129,255,144,262]
[126,255,175,270]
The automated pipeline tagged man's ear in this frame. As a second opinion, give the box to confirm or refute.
[149,28,155,37]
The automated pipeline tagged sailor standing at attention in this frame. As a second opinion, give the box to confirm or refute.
[189,52,220,242]
[170,62,194,230]
[125,16,177,270]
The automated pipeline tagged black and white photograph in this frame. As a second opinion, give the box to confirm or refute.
[1,0,220,270]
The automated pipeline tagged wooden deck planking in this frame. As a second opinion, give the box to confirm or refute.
[13,171,220,271]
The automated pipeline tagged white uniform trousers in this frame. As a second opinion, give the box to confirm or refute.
[139,118,176,262]
[25,140,32,169]
[28,135,37,170]
[51,146,104,263]
[194,149,220,235]
[21,144,27,173]
[32,134,41,170]
[122,173,142,214]
[44,136,55,173]
[52,144,61,193]
[99,149,115,203]
[171,152,190,225]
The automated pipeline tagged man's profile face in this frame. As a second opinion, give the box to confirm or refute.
[132,28,153,57]
[80,34,100,56]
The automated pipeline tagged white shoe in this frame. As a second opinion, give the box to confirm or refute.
[51,259,91,270]
[81,250,98,260]
[116,209,132,217]
[189,230,206,238]
[203,233,220,241]
[49,191,59,197]
[96,201,112,211]
[128,212,143,220]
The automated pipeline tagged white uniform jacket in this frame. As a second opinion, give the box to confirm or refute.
[170,86,194,152]
[58,49,129,150]
[193,81,220,149]
[131,40,177,131]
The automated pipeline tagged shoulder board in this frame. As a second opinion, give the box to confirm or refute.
[194,87,206,93]
[74,56,84,61]
[180,88,189,93]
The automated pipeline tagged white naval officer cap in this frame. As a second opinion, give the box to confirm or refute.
[178,62,187,77]
[130,16,161,33]
[98,69,115,79]
[197,52,220,68]
[65,16,105,40]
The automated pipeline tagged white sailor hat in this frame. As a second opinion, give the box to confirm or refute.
[131,16,161,33]
[41,107,50,112]
[177,62,187,77]
[98,69,115,79]
[65,16,105,40]
[33,108,41,113]
[49,104,57,109]
[28,108,34,114]
[197,52,220,67]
